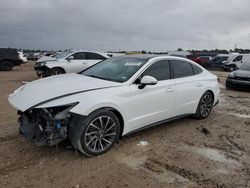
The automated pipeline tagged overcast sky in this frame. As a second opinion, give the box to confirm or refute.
[0,0,250,51]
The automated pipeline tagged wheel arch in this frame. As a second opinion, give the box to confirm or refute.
[205,89,215,101]
[49,66,66,73]
[94,107,124,138]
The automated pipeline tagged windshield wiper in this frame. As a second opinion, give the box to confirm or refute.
[85,74,121,83]
[85,74,110,81]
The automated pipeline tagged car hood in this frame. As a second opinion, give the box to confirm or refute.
[8,73,121,112]
[37,56,57,63]
[234,70,250,78]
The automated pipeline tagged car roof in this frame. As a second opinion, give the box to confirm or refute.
[113,54,165,60]
[71,50,109,58]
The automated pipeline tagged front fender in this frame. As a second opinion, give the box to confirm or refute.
[35,86,129,120]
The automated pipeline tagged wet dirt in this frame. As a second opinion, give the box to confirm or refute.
[0,64,250,188]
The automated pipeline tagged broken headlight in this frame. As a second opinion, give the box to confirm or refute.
[40,102,79,120]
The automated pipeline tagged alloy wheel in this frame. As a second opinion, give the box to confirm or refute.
[84,116,117,153]
[200,93,213,118]
[51,70,62,75]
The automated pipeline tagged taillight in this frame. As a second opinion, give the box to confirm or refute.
[217,77,220,82]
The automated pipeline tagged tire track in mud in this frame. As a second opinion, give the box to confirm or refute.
[141,158,226,188]
[0,135,19,142]
[219,134,245,152]
[0,159,39,176]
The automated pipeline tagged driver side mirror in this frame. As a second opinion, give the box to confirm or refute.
[67,56,74,61]
[138,75,158,89]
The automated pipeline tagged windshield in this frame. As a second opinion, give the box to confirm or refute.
[82,57,147,83]
[54,51,72,59]
[225,55,237,63]
[239,63,250,71]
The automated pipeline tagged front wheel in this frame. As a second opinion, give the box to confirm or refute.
[49,68,65,76]
[194,91,214,119]
[229,65,236,72]
[0,61,14,71]
[77,110,120,156]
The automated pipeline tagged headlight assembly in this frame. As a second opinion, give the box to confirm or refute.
[40,62,47,66]
[41,102,79,120]
[228,72,236,78]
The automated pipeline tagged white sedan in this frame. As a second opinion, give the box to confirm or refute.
[9,55,219,156]
[34,50,109,77]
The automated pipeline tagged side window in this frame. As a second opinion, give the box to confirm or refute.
[171,60,194,78]
[86,52,106,60]
[222,57,228,61]
[233,55,242,62]
[72,52,86,60]
[142,60,170,81]
[191,64,203,75]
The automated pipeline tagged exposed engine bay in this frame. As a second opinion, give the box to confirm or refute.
[17,104,77,146]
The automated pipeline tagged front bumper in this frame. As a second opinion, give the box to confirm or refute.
[18,110,69,146]
[34,65,51,77]
[226,78,250,91]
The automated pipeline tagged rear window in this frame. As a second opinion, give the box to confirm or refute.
[171,60,194,78]
[86,52,106,60]
[191,64,203,74]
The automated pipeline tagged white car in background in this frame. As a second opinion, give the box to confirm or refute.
[223,53,250,71]
[9,55,220,156]
[18,51,28,63]
[34,50,109,77]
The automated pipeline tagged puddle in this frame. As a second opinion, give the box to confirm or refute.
[229,113,250,119]
[219,84,225,89]
[193,148,240,166]
[144,168,191,184]
[215,168,229,174]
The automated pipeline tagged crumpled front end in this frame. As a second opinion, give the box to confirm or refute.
[18,103,78,146]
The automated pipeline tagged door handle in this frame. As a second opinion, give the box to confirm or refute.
[196,83,203,87]
[165,88,174,92]
[82,62,87,65]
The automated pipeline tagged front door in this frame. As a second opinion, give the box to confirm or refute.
[126,60,176,132]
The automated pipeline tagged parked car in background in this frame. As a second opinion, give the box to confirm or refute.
[27,53,39,61]
[18,51,28,63]
[194,56,212,68]
[209,54,230,69]
[34,50,109,77]
[223,54,250,71]
[186,54,198,61]
[9,55,220,156]
[36,53,56,63]
[0,48,23,71]
[226,62,250,91]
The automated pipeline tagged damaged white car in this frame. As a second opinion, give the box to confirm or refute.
[9,55,219,156]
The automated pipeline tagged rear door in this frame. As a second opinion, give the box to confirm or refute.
[170,60,204,116]
[85,52,106,68]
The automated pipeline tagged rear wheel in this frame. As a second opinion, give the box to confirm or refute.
[77,110,120,156]
[194,91,214,119]
[49,68,65,76]
[0,61,14,71]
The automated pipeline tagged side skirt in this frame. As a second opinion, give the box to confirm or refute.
[123,114,193,137]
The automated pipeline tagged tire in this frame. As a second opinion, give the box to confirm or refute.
[49,68,65,76]
[194,91,214,119]
[229,65,236,72]
[0,61,14,71]
[76,110,120,156]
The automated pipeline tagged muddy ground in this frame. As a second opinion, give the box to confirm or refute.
[0,62,249,188]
